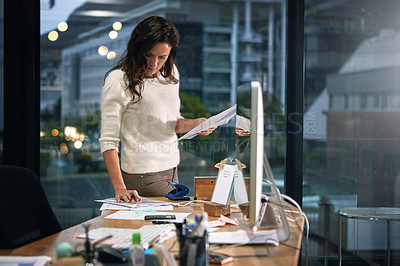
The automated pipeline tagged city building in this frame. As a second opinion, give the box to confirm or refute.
[58,0,286,120]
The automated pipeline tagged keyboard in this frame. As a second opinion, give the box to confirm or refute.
[112,224,175,250]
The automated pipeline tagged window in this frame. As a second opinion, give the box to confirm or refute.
[304,0,400,264]
[40,1,287,230]
[330,95,346,110]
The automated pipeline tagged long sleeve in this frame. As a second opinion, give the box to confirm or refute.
[99,70,131,153]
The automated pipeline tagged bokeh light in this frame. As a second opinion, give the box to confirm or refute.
[51,129,59,137]
[109,30,118,39]
[57,22,68,32]
[98,46,108,56]
[60,143,68,154]
[113,21,122,31]
[107,51,116,60]
[74,140,83,149]
[48,31,59,41]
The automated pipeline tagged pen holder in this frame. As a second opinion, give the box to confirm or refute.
[179,233,208,266]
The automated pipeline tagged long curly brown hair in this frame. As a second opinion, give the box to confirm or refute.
[106,16,180,102]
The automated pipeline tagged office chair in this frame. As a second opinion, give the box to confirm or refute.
[0,165,62,249]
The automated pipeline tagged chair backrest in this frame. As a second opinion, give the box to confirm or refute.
[0,165,62,249]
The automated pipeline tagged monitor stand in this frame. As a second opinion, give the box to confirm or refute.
[256,198,279,228]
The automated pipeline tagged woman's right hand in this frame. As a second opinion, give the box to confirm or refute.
[114,188,142,203]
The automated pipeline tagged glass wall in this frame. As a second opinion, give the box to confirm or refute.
[40,0,287,229]
[304,0,400,264]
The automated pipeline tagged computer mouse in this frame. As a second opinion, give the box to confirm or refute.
[96,246,129,263]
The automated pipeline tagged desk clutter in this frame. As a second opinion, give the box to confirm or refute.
[1,194,304,266]
[60,223,177,265]
[55,212,210,266]
[62,203,280,265]
[3,169,300,266]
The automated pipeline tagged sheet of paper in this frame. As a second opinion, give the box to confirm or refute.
[208,230,279,246]
[176,104,236,142]
[96,198,173,210]
[233,165,249,205]
[104,211,191,222]
[219,214,239,225]
[99,203,173,211]
[0,256,51,266]
[206,220,226,228]
[211,164,235,205]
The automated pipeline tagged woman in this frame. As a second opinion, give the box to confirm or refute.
[100,16,214,203]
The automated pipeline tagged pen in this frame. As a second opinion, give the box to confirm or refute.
[93,234,113,245]
[152,220,172,224]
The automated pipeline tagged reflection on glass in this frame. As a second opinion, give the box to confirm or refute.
[235,89,252,175]
[304,0,400,264]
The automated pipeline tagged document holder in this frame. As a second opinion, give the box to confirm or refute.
[210,159,235,206]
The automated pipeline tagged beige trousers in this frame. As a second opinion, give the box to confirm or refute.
[121,167,178,197]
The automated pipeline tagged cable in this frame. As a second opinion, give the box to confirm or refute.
[173,199,210,207]
[280,194,303,222]
[281,195,309,266]
[279,194,309,266]
[262,179,309,266]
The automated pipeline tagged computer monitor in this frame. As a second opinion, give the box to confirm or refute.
[236,81,290,242]
[236,81,264,226]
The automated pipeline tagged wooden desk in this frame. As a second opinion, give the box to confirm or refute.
[1,198,304,265]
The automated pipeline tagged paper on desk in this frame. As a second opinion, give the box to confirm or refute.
[208,230,279,246]
[96,198,173,210]
[206,215,239,229]
[0,256,51,266]
[176,104,236,142]
[104,210,191,222]
[206,220,226,228]
[219,215,239,225]
[99,203,173,211]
